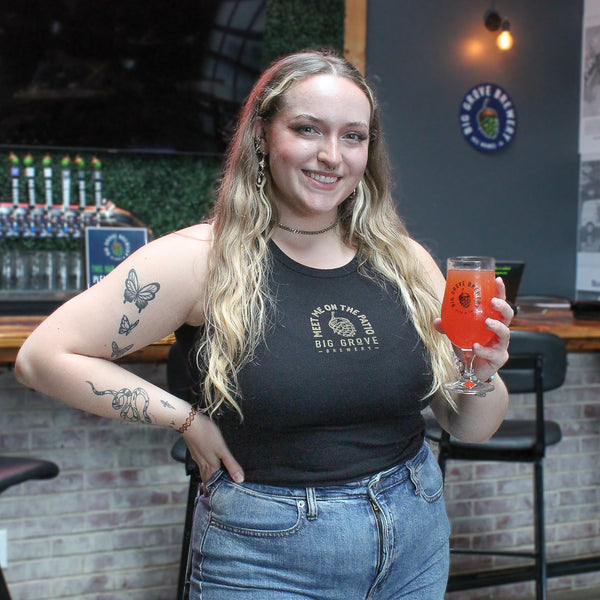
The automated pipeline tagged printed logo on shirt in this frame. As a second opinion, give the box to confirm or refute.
[309,303,380,354]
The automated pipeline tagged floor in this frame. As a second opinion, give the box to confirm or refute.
[536,589,600,600]
[549,591,600,600]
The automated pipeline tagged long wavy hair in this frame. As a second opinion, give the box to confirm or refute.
[196,50,456,418]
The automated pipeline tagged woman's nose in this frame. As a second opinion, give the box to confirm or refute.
[317,137,341,169]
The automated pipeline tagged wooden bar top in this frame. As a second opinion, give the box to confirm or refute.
[510,308,600,352]
[2,308,600,365]
[0,315,174,365]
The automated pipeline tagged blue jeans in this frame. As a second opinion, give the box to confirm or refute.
[190,442,450,599]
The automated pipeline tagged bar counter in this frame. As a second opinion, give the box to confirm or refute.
[2,307,600,365]
[0,315,175,365]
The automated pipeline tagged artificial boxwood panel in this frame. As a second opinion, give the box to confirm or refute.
[263,0,345,66]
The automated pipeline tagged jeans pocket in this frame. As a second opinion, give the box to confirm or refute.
[202,468,224,496]
[208,480,305,538]
[407,446,444,503]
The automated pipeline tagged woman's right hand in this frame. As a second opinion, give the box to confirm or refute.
[183,412,245,485]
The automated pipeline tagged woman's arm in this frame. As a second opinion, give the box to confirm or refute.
[15,223,244,483]
[410,240,512,443]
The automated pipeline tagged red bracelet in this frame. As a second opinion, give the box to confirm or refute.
[177,408,197,434]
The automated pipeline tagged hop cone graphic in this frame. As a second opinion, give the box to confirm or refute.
[328,312,356,337]
[477,107,499,139]
[458,291,471,308]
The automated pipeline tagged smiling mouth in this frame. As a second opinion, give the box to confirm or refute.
[304,171,339,184]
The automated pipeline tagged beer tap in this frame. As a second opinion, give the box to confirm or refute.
[60,155,76,237]
[76,156,94,230]
[91,156,103,214]
[42,155,59,237]
[24,154,44,237]
[8,153,26,237]
[0,154,15,236]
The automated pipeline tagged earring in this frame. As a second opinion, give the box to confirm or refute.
[255,137,266,190]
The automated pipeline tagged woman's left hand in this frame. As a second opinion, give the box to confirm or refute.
[433,277,514,381]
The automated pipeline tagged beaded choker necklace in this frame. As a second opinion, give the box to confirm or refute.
[277,220,338,235]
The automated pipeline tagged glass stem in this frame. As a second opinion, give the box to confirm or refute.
[461,349,478,383]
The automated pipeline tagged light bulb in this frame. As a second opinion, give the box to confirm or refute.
[497,20,513,50]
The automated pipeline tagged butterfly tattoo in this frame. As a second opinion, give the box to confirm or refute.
[111,341,134,358]
[123,269,160,313]
[119,315,139,336]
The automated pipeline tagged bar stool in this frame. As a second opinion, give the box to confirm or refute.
[167,337,200,600]
[170,438,200,600]
[0,456,59,600]
[425,330,567,599]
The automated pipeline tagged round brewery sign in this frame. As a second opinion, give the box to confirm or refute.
[459,83,517,153]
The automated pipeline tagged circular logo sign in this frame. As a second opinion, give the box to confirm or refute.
[103,232,132,262]
[459,83,517,153]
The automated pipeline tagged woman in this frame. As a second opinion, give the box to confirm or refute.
[16,50,512,599]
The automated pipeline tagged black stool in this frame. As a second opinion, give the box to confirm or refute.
[425,330,567,599]
[171,437,200,600]
[167,337,201,600]
[0,456,59,600]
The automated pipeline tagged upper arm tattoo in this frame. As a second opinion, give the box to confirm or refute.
[123,269,161,313]
[111,341,134,359]
[119,315,139,336]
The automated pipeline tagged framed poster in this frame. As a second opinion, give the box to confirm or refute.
[580,0,600,154]
[85,227,148,288]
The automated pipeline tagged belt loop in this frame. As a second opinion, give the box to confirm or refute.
[305,487,318,521]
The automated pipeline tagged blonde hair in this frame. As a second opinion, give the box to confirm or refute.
[197,50,456,417]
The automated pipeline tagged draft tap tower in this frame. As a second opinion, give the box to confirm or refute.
[0,152,106,239]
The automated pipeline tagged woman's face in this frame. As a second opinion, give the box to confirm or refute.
[260,74,371,224]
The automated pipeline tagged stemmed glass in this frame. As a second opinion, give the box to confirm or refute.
[441,256,499,395]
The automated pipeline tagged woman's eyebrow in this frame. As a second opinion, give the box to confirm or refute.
[291,113,369,128]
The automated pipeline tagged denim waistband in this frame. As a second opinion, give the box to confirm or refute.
[206,441,430,501]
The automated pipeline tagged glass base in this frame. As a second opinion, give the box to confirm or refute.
[444,379,495,396]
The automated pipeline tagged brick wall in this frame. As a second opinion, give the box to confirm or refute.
[2,353,600,599]
[440,351,600,599]
[0,362,188,600]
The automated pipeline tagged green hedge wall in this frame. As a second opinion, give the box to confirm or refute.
[263,0,345,66]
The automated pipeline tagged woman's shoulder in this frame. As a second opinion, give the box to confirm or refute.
[168,222,213,247]
[403,236,445,295]
[146,223,213,266]
[405,236,435,264]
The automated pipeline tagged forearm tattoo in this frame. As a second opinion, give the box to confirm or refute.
[161,399,177,430]
[87,380,152,424]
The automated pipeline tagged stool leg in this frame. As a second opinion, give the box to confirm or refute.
[177,473,200,600]
[534,459,547,600]
[0,566,12,600]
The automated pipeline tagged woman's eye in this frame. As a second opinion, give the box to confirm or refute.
[345,132,368,142]
[294,125,317,135]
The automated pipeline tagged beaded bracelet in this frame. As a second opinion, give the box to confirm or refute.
[177,408,197,434]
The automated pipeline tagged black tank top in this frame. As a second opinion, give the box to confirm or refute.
[177,241,433,486]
